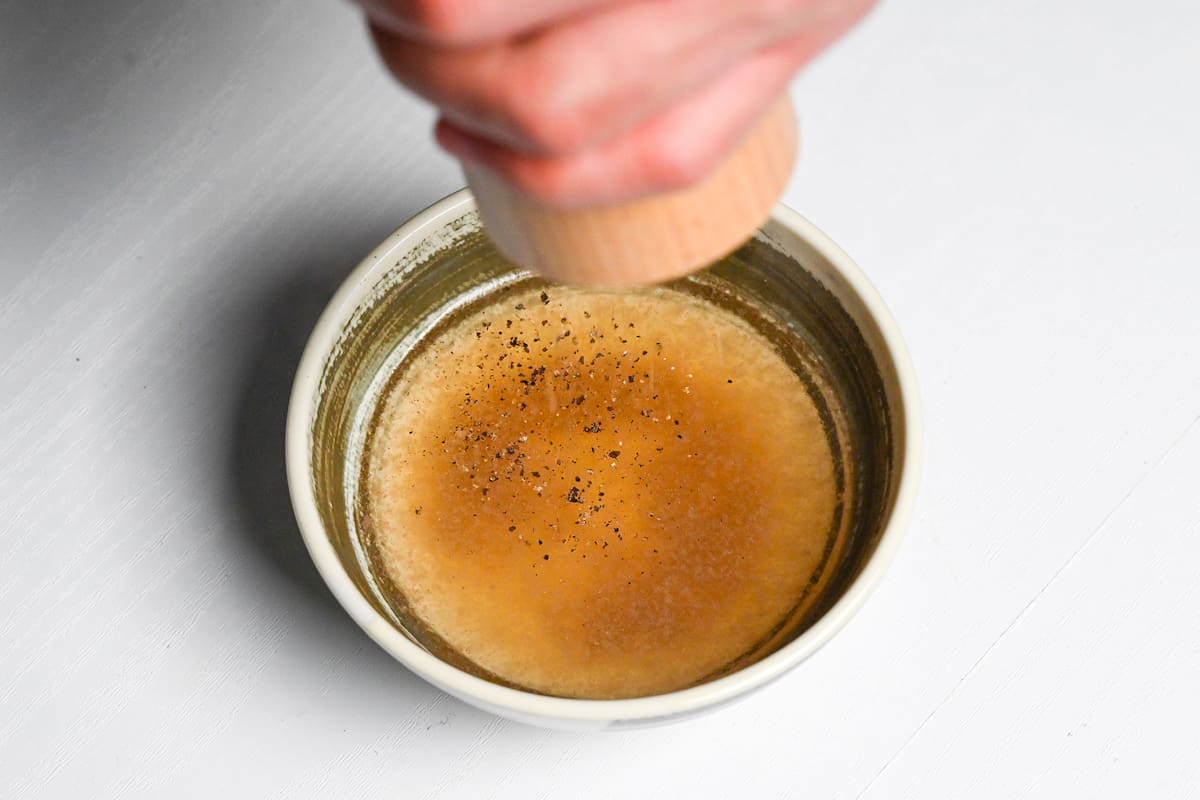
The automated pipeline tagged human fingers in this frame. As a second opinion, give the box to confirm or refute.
[371,0,874,155]
[434,35,817,207]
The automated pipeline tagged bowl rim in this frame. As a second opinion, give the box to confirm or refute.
[285,188,922,723]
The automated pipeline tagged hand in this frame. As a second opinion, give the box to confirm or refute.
[357,0,875,207]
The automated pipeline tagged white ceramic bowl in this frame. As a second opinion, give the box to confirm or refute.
[286,188,921,731]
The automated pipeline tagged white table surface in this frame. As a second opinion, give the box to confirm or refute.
[3,1,1199,797]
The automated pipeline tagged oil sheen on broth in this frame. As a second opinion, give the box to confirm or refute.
[363,285,840,699]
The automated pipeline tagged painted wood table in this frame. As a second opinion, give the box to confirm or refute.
[2,1,1197,796]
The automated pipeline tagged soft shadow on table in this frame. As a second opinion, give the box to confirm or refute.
[228,276,342,602]
[219,201,440,696]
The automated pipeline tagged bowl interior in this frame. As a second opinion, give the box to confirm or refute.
[302,206,900,700]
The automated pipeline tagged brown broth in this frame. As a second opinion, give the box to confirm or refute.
[362,285,841,699]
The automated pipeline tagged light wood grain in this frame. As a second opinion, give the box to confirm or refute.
[467,97,797,286]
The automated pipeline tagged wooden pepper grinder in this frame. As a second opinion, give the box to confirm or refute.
[464,96,798,287]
